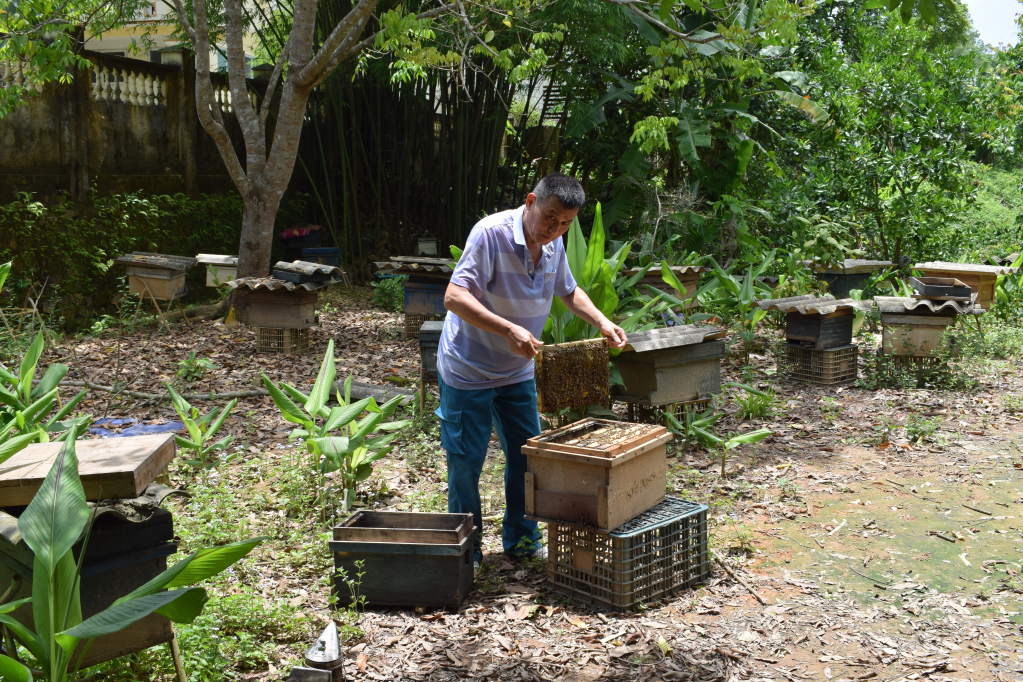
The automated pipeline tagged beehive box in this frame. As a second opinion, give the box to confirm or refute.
[613,338,725,407]
[535,338,610,413]
[329,511,475,609]
[127,270,187,301]
[784,309,854,349]
[914,262,1017,310]
[419,320,443,385]
[524,419,672,531]
[547,497,709,611]
[620,264,708,307]
[0,509,176,667]
[880,313,955,357]
[196,254,238,287]
[403,280,447,316]
[246,289,318,329]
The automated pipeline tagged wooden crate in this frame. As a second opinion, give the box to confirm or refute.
[784,309,854,349]
[246,289,318,328]
[329,511,475,609]
[523,419,672,531]
[547,497,709,611]
[0,435,175,505]
[0,509,176,668]
[127,272,186,301]
[612,340,724,406]
[880,313,955,357]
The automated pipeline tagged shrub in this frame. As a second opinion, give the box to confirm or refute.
[370,275,407,313]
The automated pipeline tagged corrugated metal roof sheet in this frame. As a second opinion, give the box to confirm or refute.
[115,252,197,271]
[914,261,1018,275]
[226,277,337,292]
[375,261,453,276]
[622,325,727,352]
[873,295,980,315]
[756,295,873,315]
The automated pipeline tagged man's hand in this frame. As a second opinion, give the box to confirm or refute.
[599,320,628,349]
[506,325,544,358]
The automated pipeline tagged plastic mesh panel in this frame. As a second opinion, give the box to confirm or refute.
[775,342,858,386]
[403,314,444,341]
[256,327,310,354]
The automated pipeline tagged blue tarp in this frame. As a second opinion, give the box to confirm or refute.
[89,418,184,438]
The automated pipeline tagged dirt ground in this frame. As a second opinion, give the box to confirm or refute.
[38,287,1023,682]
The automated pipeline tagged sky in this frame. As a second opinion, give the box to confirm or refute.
[963,0,1020,47]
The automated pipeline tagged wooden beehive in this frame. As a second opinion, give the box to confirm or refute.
[880,313,956,357]
[329,511,475,609]
[785,308,854,349]
[245,289,318,328]
[523,419,672,530]
[914,262,1017,310]
[535,338,610,413]
[612,328,726,407]
[0,509,176,668]
[196,254,238,287]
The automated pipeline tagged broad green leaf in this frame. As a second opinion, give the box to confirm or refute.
[114,538,263,606]
[0,432,42,463]
[63,588,207,638]
[726,428,772,447]
[174,435,200,451]
[306,340,336,419]
[42,389,86,431]
[18,333,44,403]
[676,117,711,163]
[774,91,830,123]
[19,439,89,583]
[0,386,23,411]
[566,217,586,280]
[620,263,653,291]
[20,388,58,425]
[0,613,46,664]
[322,398,371,432]
[260,375,306,423]
[0,262,9,295]
[31,364,67,401]
[581,204,606,289]
[206,398,237,440]
[343,374,353,404]
[164,383,192,423]
[0,598,32,615]
[0,653,31,682]
[32,552,81,660]
[691,426,723,444]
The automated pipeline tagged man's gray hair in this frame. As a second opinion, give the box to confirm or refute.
[532,173,585,210]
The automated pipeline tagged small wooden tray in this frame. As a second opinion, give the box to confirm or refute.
[0,434,176,506]
[525,418,667,458]
[332,511,473,546]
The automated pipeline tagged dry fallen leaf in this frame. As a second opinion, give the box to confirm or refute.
[657,635,673,655]
[356,653,368,673]
[494,635,515,651]
[568,617,588,629]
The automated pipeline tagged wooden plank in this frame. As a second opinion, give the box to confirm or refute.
[0,435,175,505]
[597,486,608,528]
[532,490,599,526]
[606,446,667,529]
[524,472,535,515]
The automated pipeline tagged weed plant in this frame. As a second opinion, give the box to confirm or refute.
[370,275,407,313]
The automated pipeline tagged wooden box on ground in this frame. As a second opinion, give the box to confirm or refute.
[403,281,447,317]
[246,289,318,329]
[785,309,853,349]
[128,271,187,301]
[0,435,175,506]
[775,342,858,386]
[914,262,1018,310]
[546,497,709,611]
[329,511,475,609]
[613,336,725,407]
[523,419,672,531]
[256,327,310,354]
[880,313,955,357]
[419,320,443,385]
[0,509,176,668]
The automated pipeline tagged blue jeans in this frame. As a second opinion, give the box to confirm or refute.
[436,375,543,560]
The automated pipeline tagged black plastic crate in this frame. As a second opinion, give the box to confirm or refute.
[547,497,709,611]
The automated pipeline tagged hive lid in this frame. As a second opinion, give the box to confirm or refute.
[914,261,1019,275]
[800,259,892,274]
[622,325,726,352]
[114,252,197,271]
[227,276,336,292]
[332,511,473,545]
[873,295,980,315]
[756,295,873,315]
[195,254,238,266]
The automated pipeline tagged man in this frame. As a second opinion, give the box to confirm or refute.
[436,173,627,564]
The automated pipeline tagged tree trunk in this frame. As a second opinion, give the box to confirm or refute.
[233,193,283,325]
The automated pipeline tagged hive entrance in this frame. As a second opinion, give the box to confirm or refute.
[535,338,609,414]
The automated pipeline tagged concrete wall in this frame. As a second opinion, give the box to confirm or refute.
[0,51,241,203]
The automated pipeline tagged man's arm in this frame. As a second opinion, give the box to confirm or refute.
[444,283,543,358]
[558,287,628,348]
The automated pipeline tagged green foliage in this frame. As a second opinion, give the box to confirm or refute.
[906,413,942,443]
[261,340,410,515]
[176,352,218,385]
[0,435,261,682]
[703,252,776,364]
[731,383,776,421]
[370,276,407,313]
[0,330,88,452]
[0,192,244,329]
[166,384,237,475]
[665,407,722,450]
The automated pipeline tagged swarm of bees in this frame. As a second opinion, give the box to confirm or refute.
[535,338,610,414]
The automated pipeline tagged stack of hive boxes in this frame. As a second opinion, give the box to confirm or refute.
[759,295,874,385]
[523,419,709,610]
[374,257,453,340]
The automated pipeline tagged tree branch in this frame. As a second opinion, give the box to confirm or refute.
[602,0,725,44]
[341,3,457,70]
[259,36,290,130]
[223,0,266,177]
[298,0,379,87]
